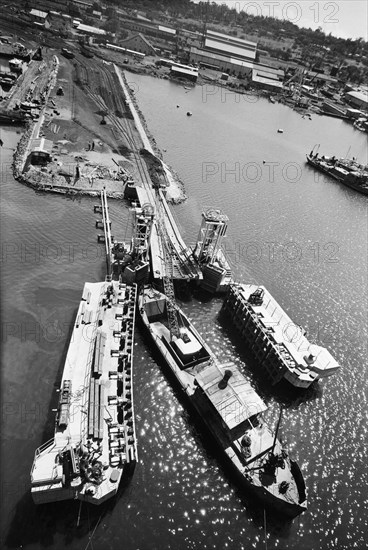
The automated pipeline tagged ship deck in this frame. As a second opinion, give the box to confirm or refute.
[227,283,339,384]
[31,281,138,504]
[142,287,304,512]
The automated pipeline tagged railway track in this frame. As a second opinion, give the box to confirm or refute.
[71,56,199,280]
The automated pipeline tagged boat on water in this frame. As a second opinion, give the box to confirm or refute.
[354,117,368,133]
[31,280,138,505]
[138,286,307,518]
[306,149,368,195]
[222,284,340,389]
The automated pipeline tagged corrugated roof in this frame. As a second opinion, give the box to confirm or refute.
[30,9,48,19]
[30,137,53,154]
[170,66,198,77]
[254,70,282,82]
[252,74,284,89]
[253,63,284,77]
[195,362,266,431]
[346,90,368,104]
[77,23,106,35]
[205,38,256,60]
[191,47,254,70]
[158,25,176,35]
[206,29,257,49]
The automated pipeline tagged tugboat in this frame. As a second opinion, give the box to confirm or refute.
[138,285,307,518]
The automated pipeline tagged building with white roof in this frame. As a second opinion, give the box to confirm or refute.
[29,9,50,28]
[189,30,258,77]
[75,23,106,36]
[345,90,368,110]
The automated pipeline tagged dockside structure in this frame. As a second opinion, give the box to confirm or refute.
[222,283,340,388]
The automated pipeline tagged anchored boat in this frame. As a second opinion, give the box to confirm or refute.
[306,149,368,195]
[31,281,138,505]
[138,285,307,518]
[222,283,340,389]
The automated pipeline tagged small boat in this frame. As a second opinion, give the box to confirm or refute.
[354,118,368,133]
[277,128,283,133]
[187,111,192,116]
[269,95,276,104]
[138,286,307,518]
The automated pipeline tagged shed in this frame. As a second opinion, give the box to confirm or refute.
[345,90,368,110]
[29,137,53,165]
[29,9,50,28]
[170,65,198,82]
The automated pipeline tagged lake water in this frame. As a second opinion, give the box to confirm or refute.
[1,75,367,550]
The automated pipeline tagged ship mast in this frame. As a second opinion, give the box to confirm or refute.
[271,406,283,455]
[154,200,181,339]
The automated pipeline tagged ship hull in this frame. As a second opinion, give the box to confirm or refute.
[31,281,138,506]
[138,288,307,518]
[306,155,368,196]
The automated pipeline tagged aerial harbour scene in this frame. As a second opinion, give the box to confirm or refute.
[0,1,367,549]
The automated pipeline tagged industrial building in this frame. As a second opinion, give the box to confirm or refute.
[119,18,177,43]
[170,65,198,82]
[74,22,106,36]
[189,30,257,77]
[251,65,284,91]
[118,34,157,57]
[29,9,50,28]
[345,90,368,111]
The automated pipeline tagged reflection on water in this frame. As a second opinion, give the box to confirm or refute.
[1,73,368,549]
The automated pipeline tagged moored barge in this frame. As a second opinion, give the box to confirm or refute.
[31,281,138,505]
[222,283,340,389]
[139,286,307,518]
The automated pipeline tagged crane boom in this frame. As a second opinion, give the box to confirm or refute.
[154,200,181,338]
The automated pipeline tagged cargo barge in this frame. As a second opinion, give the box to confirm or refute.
[31,281,138,505]
[139,286,307,518]
[221,283,340,389]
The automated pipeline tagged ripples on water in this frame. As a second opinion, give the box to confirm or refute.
[1,74,368,549]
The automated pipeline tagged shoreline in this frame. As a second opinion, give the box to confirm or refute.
[9,53,188,204]
[121,69,188,204]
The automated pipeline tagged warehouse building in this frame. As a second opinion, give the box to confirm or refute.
[345,90,368,110]
[189,30,257,77]
[170,65,198,82]
[29,9,51,28]
[252,65,284,91]
[118,34,157,56]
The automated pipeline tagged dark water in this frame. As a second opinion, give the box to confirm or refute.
[1,74,367,550]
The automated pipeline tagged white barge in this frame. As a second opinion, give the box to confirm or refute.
[222,283,340,388]
[138,286,307,518]
[31,281,138,505]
